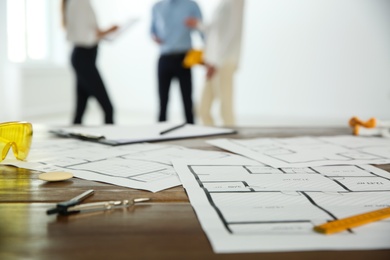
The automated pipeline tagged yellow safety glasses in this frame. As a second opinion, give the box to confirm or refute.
[0,122,33,162]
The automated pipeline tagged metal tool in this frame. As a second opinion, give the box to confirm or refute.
[46,189,150,215]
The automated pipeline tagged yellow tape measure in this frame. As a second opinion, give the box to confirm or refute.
[314,207,390,235]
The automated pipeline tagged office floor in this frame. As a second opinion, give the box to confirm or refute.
[23,104,346,127]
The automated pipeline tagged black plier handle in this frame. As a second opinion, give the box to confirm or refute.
[46,189,95,215]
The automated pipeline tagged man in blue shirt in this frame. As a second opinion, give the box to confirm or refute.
[151,0,203,124]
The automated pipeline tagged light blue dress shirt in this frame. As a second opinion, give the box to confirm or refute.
[151,0,203,55]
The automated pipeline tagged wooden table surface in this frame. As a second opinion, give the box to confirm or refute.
[1,127,390,260]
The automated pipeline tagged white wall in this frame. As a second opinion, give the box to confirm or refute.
[2,0,390,126]
[237,0,390,126]
[0,0,7,120]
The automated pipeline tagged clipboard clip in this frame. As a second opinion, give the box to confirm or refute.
[68,132,105,141]
[49,129,105,141]
[46,190,150,215]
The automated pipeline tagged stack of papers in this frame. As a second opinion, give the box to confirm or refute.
[1,139,245,193]
[3,128,390,253]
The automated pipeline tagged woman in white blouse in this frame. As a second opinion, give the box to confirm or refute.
[61,0,118,124]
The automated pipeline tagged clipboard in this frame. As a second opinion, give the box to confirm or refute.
[49,123,237,146]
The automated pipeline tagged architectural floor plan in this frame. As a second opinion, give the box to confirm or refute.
[173,160,390,252]
[209,135,390,168]
[1,139,241,192]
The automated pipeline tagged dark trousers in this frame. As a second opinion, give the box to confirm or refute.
[158,53,194,124]
[71,45,114,124]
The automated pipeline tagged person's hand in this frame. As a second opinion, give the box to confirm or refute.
[97,25,119,39]
[106,25,119,34]
[152,35,163,44]
[185,17,199,29]
[206,64,217,80]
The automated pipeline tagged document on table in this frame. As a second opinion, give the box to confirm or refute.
[50,122,236,145]
[208,135,390,168]
[173,159,390,253]
[0,139,246,192]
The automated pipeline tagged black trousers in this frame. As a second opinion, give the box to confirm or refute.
[71,45,114,124]
[158,53,194,124]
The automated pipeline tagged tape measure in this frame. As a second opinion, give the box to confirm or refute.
[314,207,390,235]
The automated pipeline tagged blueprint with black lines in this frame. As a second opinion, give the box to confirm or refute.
[173,160,390,253]
[209,136,390,168]
[0,139,251,192]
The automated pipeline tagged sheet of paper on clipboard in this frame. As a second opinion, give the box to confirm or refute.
[49,122,236,146]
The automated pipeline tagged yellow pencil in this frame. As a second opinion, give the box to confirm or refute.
[314,207,390,235]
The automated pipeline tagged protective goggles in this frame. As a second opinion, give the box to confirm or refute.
[0,122,33,162]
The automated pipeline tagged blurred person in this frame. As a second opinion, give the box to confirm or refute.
[61,0,118,124]
[151,0,203,124]
[193,0,245,126]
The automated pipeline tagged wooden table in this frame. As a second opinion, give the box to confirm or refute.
[1,127,390,260]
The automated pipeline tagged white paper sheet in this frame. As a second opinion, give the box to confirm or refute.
[0,139,245,192]
[209,136,390,168]
[173,159,390,253]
